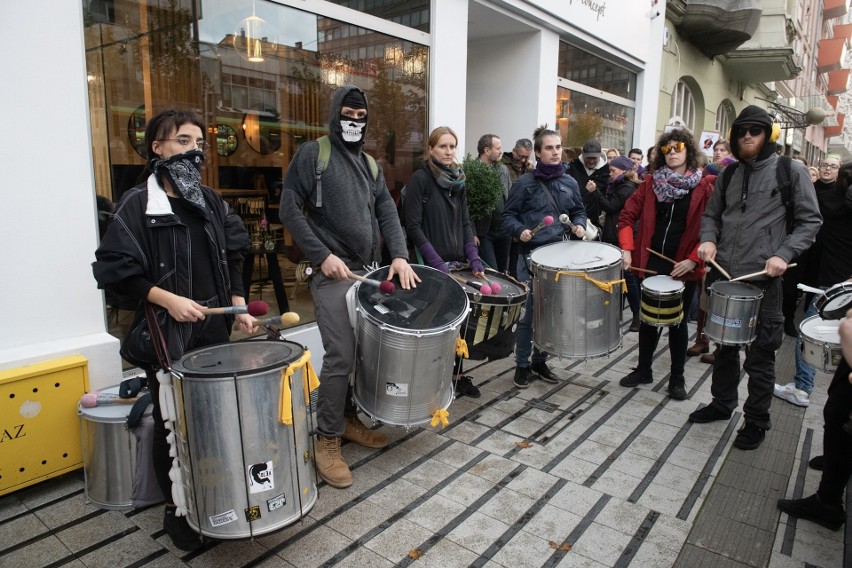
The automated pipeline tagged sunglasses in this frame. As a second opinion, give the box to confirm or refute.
[661,141,686,154]
[735,125,764,138]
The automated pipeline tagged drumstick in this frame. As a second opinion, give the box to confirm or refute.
[729,263,797,283]
[628,266,657,275]
[235,312,301,331]
[345,269,395,294]
[472,273,502,293]
[707,258,733,281]
[646,248,676,265]
[198,301,268,316]
[797,282,824,295]
[529,215,554,235]
[80,392,139,408]
[450,273,492,295]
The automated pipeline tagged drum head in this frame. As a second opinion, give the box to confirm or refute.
[173,340,303,377]
[816,282,852,320]
[800,316,840,343]
[79,385,138,421]
[642,275,684,293]
[452,269,528,305]
[358,265,468,331]
[530,241,621,271]
[710,281,763,298]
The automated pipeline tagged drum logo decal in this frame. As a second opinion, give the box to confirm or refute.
[209,509,238,527]
[248,461,274,493]
[245,505,261,522]
[386,382,409,397]
[267,492,287,512]
[709,314,743,328]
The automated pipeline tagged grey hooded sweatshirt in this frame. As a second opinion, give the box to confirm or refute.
[279,85,408,269]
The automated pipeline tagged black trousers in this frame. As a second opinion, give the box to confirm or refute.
[818,358,852,505]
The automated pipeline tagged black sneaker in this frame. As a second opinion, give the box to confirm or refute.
[733,422,765,450]
[619,368,652,387]
[809,455,824,470]
[454,376,481,399]
[784,318,798,338]
[163,507,202,551]
[513,367,532,389]
[530,362,560,384]
[668,384,688,400]
[778,494,846,530]
[688,404,732,423]
[628,315,641,333]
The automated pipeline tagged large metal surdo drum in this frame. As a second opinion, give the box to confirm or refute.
[529,241,624,358]
[353,265,469,427]
[170,340,316,539]
[452,268,528,360]
[705,281,763,345]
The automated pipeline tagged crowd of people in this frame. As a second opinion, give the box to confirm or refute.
[94,91,852,547]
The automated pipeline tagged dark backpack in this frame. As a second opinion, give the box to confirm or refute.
[720,155,796,234]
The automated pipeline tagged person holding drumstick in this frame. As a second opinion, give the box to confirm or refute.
[503,125,587,389]
[402,125,484,399]
[617,129,715,400]
[93,109,255,550]
[691,105,821,450]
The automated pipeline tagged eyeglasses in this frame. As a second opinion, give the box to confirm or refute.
[661,141,686,154]
[818,163,840,170]
[735,125,764,138]
[160,136,210,153]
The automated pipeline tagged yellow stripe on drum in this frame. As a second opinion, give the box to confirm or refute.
[640,302,682,315]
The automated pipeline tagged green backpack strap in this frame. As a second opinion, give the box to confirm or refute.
[314,135,378,209]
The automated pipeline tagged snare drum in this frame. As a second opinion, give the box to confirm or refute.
[170,340,317,539]
[799,316,842,372]
[705,281,763,345]
[79,385,157,510]
[353,265,469,427]
[452,268,528,360]
[529,241,623,358]
[815,282,852,320]
[640,275,685,327]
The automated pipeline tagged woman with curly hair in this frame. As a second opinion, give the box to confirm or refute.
[616,129,717,400]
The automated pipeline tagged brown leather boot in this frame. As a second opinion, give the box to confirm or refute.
[687,338,709,356]
[315,435,352,488]
[343,414,388,449]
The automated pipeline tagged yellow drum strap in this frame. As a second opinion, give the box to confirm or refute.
[279,349,321,425]
[553,271,626,294]
[456,337,469,358]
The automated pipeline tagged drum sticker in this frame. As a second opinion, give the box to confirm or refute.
[386,382,409,397]
[245,505,262,522]
[210,509,239,527]
[267,492,287,512]
[248,461,274,494]
[710,314,743,328]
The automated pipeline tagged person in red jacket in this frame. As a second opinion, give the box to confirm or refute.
[617,129,715,399]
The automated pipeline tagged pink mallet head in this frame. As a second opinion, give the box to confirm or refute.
[379,280,396,294]
[247,301,269,317]
[542,215,554,227]
[479,284,493,295]
[80,392,100,408]
[489,282,502,294]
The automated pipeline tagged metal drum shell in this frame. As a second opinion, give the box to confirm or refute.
[530,241,623,359]
[704,281,763,345]
[799,315,842,372]
[353,265,469,427]
[170,340,317,540]
[640,275,685,327]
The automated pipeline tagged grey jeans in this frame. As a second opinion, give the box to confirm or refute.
[310,272,358,437]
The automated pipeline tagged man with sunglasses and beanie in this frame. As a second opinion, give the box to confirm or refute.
[690,105,821,450]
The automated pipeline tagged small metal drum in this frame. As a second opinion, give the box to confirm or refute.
[815,282,852,320]
[640,275,685,327]
[452,268,528,360]
[354,264,469,427]
[170,340,317,539]
[799,316,842,372]
[529,241,623,358]
[705,281,763,345]
[78,385,154,510]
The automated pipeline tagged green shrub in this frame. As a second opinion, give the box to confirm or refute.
[462,155,504,220]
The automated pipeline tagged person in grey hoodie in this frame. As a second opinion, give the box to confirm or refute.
[689,105,821,450]
[279,85,418,489]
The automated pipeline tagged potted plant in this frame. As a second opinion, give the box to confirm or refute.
[462,155,504,221]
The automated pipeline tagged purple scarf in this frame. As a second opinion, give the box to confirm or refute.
[651,166,701,202]
[533,161,564,180]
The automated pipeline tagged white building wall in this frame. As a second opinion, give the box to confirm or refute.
[0,1,122,389]
[430,0,470,153]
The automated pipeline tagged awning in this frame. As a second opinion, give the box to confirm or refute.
[817,37,847,74]
[824,0,848,20]
[834,23,852,40]
[827,69,850,95]
[824,113,845,137]
[827,95,840,110]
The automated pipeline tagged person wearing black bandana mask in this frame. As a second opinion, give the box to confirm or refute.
[691,105,821,451]
[280,86,418,490]
[93,109,252,551]
[502,125,587,389]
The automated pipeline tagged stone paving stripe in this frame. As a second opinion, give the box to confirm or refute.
[394,463,531,568]
[541,390,639,472]
[676,410,742,520]
[0,508,108,555]
[541,493,611,567]
[613,510,660,568]
[626,412,694,501]
[469,477,568,568]
[240,438,459,568]
[781,427,814,556]
[123,548,170,568]
[0,488,85,527]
